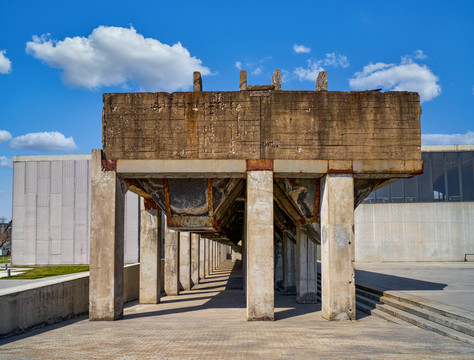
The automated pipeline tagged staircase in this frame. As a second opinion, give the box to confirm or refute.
[316,274,474,346]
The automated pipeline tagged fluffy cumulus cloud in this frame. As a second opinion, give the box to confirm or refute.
[295,53,349,81]
[0,130,12,145]
[0,156,12,168]
[422,131,474,146]
[9,131,77,151]
[0,50,12,74]
[235,61,242,70]
[293,44,311,54]
[25,26,211,91]
[349,53,441,102]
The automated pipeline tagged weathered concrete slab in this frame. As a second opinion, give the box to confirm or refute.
[103,91,421,162]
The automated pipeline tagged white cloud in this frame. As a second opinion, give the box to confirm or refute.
[0,156,12,168]
[251,67,262,76]
[9,131,77,151]
[235,61,242,70]
[323,53,349,68]
[293,44,311,54]
[0,130,12,145]
[414,49,427,60]
[26,26,211,91]
[0,50,12,74]
[422,131,474,146]
[294,53,349,81]
[349,59,441,102]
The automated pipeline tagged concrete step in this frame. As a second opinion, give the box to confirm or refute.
[356,288,474,337]
[355,289,474,346]
[356,294,409,326]
[356,283,474,327]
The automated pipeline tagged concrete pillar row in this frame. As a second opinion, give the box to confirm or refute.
[179,232,191,291]
[164,220,179,296]
[296,228,318,303]
[282,232,296,294]
[199,236,205,280]
[320,174,355,321]
[205,238,210,277]
[246,170,274,321]
[89,150,126,321]
[139,199,162,304]
[191,233,200,286]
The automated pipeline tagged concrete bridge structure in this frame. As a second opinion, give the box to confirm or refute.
[89,70,422,322]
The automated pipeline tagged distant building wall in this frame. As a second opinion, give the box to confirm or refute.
[12,155,139,265]
[355,202,474,262]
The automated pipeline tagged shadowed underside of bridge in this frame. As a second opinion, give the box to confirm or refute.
[90,70,422,322]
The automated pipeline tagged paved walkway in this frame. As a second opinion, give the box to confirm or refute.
[1,260,473,359]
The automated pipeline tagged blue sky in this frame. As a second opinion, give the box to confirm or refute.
[0,0,473,219]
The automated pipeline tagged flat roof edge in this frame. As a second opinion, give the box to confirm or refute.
[13,154,91,162]
[421,145,474,152]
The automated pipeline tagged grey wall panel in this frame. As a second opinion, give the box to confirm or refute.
[355,202,474,262]
[11,162,25,265]
[124,191,139,264]
[12,156,139,265]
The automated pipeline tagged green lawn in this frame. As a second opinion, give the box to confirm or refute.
[0,255,11,264]
[6,265,89,279]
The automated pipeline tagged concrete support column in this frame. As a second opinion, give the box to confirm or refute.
[296,228,318,303]
[139,199,161,304]
[199,236,205,280]
[179,232,191,291]
[191,233,200,287]
[320,174,355,320]
[164,219,179,296]
[89,149,125,321]
[205,238,210,277]
[246,170,274,321]
[282,232,296,294]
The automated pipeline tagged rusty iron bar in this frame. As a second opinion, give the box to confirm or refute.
[246,159,274,171]
[144,198,157,210]
[207,178,213,216]
[162,178,172,219]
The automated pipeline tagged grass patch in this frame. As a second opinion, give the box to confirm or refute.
[6,265,89,279]
[0,256,11,264]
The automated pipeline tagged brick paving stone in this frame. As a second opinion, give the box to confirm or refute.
[1,260,473,359]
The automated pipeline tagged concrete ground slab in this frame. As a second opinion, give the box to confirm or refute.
[1,261,473,359]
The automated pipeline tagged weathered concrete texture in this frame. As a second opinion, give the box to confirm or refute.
[282,233,296,293]
[139,200,161,304]
[102,91,421,161]
[199,236,205,280]
[320,174,355,321]
[355,202,474,262]
[274,238,283,289]
[204,238,210,277]
[272,70,281,91]
[296,229,318,303]
[246,171,274,321]
[316,70,328,91]
[89,150,125,321]
[0,264,140,337]
[179,232,191,291]
[191,233,200,286]
[164,221,179,296]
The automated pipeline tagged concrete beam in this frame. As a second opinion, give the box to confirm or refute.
[164,220,179,296]
[179,232,191,291]
[296,228,318,303]
[139,199,161,304]
[246,170,274,321]
[115,159,422,179]
[320,174,356,320]
[89,149,125,321]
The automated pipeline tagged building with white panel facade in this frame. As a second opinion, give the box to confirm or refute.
[12,155,139,265]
